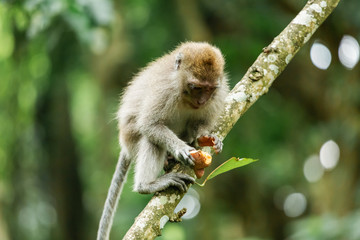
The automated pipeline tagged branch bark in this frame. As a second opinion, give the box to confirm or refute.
[123,0,341,239]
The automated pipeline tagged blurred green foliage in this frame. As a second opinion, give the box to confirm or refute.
[0,0,359,240]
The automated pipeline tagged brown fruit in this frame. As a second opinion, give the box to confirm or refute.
[197,136,216,147]
[190,150,212,178]
[194,168,205,179]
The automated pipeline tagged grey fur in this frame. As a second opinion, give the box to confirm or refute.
[97,152,130,240]
[97,42,229,239]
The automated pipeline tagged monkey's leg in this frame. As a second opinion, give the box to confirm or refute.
[134,138,195,194]
[97,151,131,240]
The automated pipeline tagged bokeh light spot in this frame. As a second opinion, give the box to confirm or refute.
[310,41,332,70]
[319,140,340,170]
[174,188,200,220]
[338,35,360,69]
[283,193,307,218]
[303,155,324,182]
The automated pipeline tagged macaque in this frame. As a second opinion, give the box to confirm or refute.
[97,42,229,240]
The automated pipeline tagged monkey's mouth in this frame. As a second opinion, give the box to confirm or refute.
[189,102,204,109]
[183,98,204,109]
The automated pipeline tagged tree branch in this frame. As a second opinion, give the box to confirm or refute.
[123,0,341,239]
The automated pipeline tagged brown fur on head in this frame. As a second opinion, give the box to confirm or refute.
[175,42,225,83]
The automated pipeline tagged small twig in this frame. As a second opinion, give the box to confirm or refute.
[170,208,187,222]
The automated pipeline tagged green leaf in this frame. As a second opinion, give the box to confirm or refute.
[196,157,258,187]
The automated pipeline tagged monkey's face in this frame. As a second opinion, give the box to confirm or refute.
[183,79,218,109]
[174,42,225,109]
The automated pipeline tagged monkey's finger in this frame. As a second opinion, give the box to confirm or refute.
[179,152,187,162]
[173,178,188,192]
[212,135,220,146]
[168,172,195,182]
[178,174,195,184]
[162,173,185,192]
[211,135,223,153]
[170,179,187,192]
[181,152,195,166]
[186,151,196,162]
[169,173,191,191]
[214,141,223,154]
[171,172,195,184]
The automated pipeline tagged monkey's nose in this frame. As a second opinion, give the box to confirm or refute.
[197,100,206,105]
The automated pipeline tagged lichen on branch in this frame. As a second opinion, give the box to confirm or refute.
[213,0,341,140]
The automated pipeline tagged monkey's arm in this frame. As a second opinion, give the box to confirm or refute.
[137,89,198,165]
[141,123,195,166]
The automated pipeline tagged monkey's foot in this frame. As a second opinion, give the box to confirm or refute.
[136,173,195,194]
[160,172,195,192]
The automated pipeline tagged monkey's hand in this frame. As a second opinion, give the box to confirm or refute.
[197,135,223,154]
[174,145,196,166]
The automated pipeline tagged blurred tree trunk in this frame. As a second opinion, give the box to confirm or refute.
[175,0,212,41]
[37,21,86,240]
[92,8,133,167]
[7,25,30,240]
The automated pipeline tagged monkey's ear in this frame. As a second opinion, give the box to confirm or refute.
[175,53,183,70]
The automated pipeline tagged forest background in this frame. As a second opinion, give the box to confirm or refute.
[0,0,359,239]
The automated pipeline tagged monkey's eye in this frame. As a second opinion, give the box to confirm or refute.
[188,83,201,90]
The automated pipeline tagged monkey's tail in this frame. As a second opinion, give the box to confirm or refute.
[97,151,131,240]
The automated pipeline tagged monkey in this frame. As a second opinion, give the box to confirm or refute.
[97,42,229,240]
